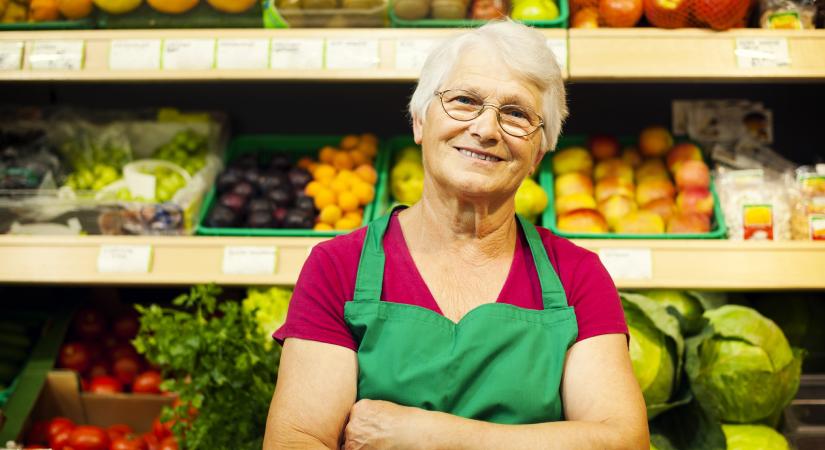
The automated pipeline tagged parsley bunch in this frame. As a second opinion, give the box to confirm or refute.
[134,285,279,450]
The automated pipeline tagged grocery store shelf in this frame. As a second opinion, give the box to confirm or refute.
[0,235,823,289]
[569,28,825,81]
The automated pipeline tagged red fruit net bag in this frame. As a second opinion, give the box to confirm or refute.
[644,0,755,30]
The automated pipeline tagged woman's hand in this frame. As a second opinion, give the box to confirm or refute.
[342,399,423,450]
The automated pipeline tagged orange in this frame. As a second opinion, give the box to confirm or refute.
[344,210,363,222]
[361,133,378,147]
[349,149,369,167]
[356,140,378,158]
[329,177,350,194]
[335,216,361,230]
[58,0,93,19]
[304,181,324,197]
[332,151,355,171]
[319,146,337,164]
[319,204,343,226]
[30,0,60,20]
[313,164,336,182]
[340,134,361,150]
[313,188,336,210]
[297,157,315,170]
[338,191,360,213]
[207,0,256,12]
[336,170,356,185]
[354,165,377,185]
[314,222,334,231]
[352,183,375,206]
[147,0,199,14]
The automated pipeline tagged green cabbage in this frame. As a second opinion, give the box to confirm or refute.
[686,305,804,424]
[722,424,789,450]
[641,290,705,335]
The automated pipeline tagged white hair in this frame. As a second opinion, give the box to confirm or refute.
[409,20,568,152]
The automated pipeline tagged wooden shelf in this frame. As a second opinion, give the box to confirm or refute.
[0,235,822,289]
[569,28,825,81]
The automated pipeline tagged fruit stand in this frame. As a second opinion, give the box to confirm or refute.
[1,3,825,449]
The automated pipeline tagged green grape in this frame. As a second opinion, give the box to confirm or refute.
[116,187,132,201]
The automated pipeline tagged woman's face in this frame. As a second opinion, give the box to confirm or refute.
[413,46,546,203]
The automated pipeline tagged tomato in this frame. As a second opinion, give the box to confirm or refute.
[113,311,140,340]
[159,437,178,450]
[111,342,139,361]
[25,420,50,445]
[47,417,76,440]
[88,375,123,394]
[106,424,133,442]
[49,428,72,450]
[113,355,142,386]
[73,308,107,340]
[59,342,90,373]
[86,360,109,378]
[83,341,104,363]
[68,426,110,450]
[142,432,160,450]
[152,418,172,441]
[132,371,162,394]
[111,434,148,450]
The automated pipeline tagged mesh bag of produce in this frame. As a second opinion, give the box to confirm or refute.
[644,0,754,30]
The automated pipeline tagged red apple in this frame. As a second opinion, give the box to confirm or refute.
[666,142,703,173]
[600,0,643,27]
[675,160,711,190]
[552,147,593,176]
[555,172,594,198]
[636,158,670,183]
[638,126,674,157]
[677,188,714,216]
[644,0,691,28]
[589,135,621,160]
[599,195,638,230]
[667,212,711,233]
[615,211,666,234]
[572,6,600,28]
[693,0,751,30]
[556,193,597,216]
[595,176,635,203]
[640,197,676,223]
[594,158,634,183]
[558,209,609,234]
[636,178,676,206]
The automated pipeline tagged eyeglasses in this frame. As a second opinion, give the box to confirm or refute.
[435,89,545,138]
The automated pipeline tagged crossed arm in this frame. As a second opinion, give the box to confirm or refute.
[263,334,649,450]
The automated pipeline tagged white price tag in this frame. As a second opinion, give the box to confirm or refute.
[222,246,277,275]
[98,245,153,273]
[29,40,84,70]
[125,171,156,201]
[735,38,790,68]
[162,39,215,70]
[109,39,161,70]
[546,38,567,71]
[270,39,323,70]
[325,38,379,69]
[598,248,653,281]
[395,39,439,71]
[216,39,269,70]
[0,42,23,71]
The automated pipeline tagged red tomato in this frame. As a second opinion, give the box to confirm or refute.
[49,428,72,450]
[88,375,123,394]
[113,355,143,386]
[67,426,110,450]
[47,417,76,440]
[111,434,148,450]
[83,341,105,363]
[58,342,90,373]
[132,371,162,394]
[113,311,141,340]
[106,424,133,442]
[111,342,139,361]
[25,420,50,445]
[158,437,178,450]
[142,433,160,450]
[73,308,107,340]
[86,360,109,378]
[152,418,172,441]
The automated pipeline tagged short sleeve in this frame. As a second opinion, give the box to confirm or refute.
[273,246,358,351]
[566,252,628,342]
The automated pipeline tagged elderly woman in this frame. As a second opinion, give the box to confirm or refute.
[265,20,648,450]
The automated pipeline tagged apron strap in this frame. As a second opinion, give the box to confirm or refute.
[353,207,398,302]
[516,214,569,310]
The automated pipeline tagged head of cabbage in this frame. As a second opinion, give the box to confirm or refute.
[722,424,789,450]
[686,305,804,424]
[637,290,728,335]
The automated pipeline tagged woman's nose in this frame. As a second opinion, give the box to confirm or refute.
[469,106,502,143]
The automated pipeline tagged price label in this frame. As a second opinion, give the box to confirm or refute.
[98,245,153,273]
[109,39,161,70]
[270,39,323,70]
[0,42,23,71]
[29,40,84,70]
[325,38,379,69]
[222,246,277,275]
[546,38,567,71]
[735,38,790,68]
[598,248,653,281]
[162,39,215,70]
[395,39,439,71]
[217,39,269,70]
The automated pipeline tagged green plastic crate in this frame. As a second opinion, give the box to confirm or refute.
[540,136,727,240]
[389,0,567,28]
[0,18,94,30]
[97,2,262,28]
[196,134,389,237]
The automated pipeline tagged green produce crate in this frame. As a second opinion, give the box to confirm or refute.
[196,134,389,237]
[97,2,262,28]
[540,136,727,240]
[389,0,567,28]
[0,18,94,30]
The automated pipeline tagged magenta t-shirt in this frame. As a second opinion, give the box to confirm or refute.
[274,212,628,350]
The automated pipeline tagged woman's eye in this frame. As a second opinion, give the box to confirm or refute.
[505,108,528,119]
[454,95,479,106]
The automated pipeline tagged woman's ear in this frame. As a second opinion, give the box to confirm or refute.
[412,112,424,145]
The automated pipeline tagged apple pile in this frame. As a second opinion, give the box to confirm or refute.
[57,307,164,395]
[552,126,715,235]
[570,0,753,30]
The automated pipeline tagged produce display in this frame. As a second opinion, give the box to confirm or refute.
[23,415,179,450]
[549,128,720,237]
[0,129,64,191]
[0,0,93,24]
[392,0,562,22]
[389,144,424,205]
[570,0,758,29]
[202,134,379,233]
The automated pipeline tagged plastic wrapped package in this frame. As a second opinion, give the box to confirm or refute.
[716,168,792,240]
[759,0,817,28]
[790,165,825,240]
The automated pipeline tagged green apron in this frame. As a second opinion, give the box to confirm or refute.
[344,210,579,425]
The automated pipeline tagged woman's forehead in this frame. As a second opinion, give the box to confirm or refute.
[441,49,542,107]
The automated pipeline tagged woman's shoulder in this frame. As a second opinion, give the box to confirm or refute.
[533,225,599,267]
[310,226,369,263]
